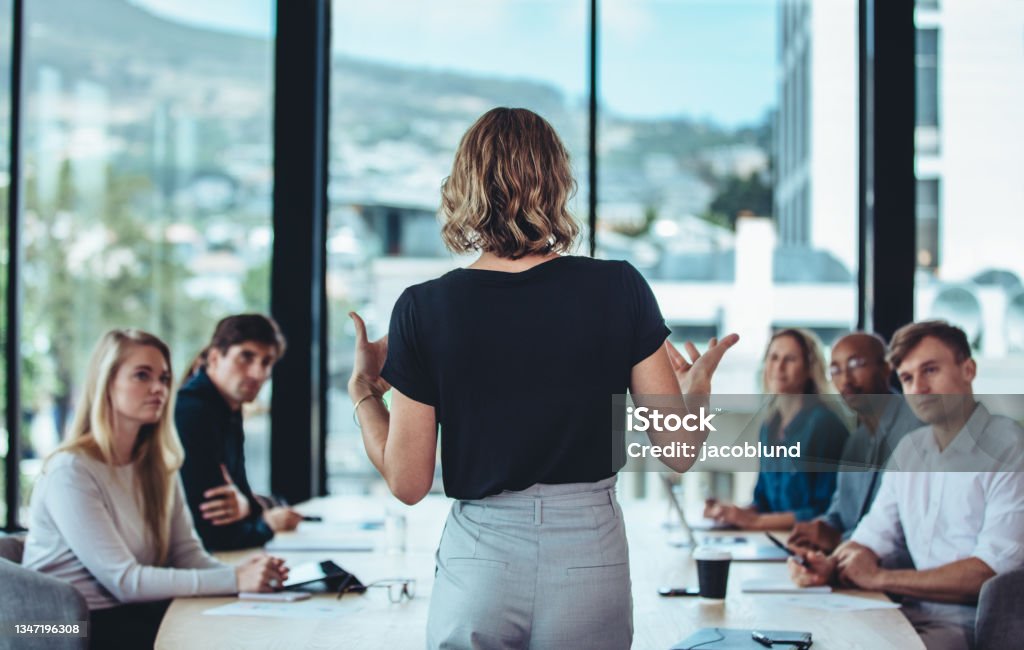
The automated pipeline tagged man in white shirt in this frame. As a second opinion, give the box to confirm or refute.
[789,320,1024,650]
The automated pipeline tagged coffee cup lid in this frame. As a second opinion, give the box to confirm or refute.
[692,546,732,561]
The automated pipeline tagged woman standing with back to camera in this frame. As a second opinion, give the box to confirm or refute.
[348,107,737,649]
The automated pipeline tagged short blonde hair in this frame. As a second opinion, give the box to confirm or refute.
[441,107,579,259]
[54,329,183,565]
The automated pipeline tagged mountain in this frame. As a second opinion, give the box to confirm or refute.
[3,0,768,218]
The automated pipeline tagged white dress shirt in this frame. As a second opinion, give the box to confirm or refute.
[850,403,1024,575]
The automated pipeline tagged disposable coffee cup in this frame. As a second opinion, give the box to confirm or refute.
[693,547,731,599]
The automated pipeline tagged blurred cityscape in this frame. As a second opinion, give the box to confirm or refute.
[0,0,1021,501]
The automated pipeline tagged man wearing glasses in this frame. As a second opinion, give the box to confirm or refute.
[787,333,921,553]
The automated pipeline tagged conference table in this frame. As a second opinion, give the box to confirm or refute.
[156,495,924,649]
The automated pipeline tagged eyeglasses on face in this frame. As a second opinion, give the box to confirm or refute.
[336,577,416,603]
[828,356,873,378]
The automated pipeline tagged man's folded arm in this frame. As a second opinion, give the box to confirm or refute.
[176,403,274,551]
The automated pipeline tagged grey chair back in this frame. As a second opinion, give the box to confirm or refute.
[0,533,25,563]
[0,534,88,650]
[975,568,1024,650]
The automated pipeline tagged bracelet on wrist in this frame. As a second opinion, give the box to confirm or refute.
[352,392,387,427]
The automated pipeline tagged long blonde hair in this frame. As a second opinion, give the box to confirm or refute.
[53,329,184,564]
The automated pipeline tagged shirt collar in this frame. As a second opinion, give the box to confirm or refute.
[945,402,990,455]
[924,401,989,456]
[183,367,234,416]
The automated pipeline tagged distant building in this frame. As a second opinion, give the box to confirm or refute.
[776,0,1024,284]
[774,0,858,273]
[774,0,1024,384]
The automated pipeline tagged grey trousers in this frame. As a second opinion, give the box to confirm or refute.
[902,600,977,650]
[427,476,632,650]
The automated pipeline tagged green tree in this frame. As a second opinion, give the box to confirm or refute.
[22,159,80,438]
[21,160,216,443]
[242,258,270,310]
[701,172,773,230]
[609,206,659,238]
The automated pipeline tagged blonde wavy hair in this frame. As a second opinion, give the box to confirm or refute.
[761,328,832,395]
[441,107,579,259]
[52,329,184,565]
[760,328,835,424]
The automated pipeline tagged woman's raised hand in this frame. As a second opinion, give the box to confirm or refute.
[664,334,740,395]
[348,312,391,400]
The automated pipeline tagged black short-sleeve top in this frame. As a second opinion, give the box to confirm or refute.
[380,255,670,500]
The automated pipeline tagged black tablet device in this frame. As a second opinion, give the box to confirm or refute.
[283,560,364,592]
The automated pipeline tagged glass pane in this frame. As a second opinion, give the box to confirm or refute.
[915,29,940,130]
[914,0,1024,391]
[599,0,858,389]
[20,0,276,498]
[0,0,10,526]
[597,0,858,503]
[916,179,940,271]
[328,0,587,493]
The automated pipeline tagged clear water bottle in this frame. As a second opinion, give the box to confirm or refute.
[384,507,407,554]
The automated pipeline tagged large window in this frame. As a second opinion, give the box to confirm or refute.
[594,0,858,504]
[16,0,276,506]
[324,0,861,494]
[327,0,587,493]
[4,1,1015,519]
[598,0,858,395]
[913,0,1024,392]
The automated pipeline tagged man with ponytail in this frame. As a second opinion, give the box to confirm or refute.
[177,314,302,552]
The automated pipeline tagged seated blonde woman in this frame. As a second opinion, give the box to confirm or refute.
[22,329,287,649]
[704,328,849,530]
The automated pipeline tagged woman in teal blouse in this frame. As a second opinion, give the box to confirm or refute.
[705,328,848,529]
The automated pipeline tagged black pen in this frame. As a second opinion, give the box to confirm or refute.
[765,532,808,567]
[270,494,320,521]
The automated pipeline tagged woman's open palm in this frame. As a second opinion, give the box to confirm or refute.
[664,334,740,395]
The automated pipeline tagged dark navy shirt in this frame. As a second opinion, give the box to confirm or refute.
[381,256,670,500]
[176,368,274,551]
[752,400,849,522]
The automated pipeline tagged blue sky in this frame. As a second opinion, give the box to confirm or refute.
[130,0,776,127]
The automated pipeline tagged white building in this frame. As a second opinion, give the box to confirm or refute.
[775,0,1024,376]
[774,0,858,273]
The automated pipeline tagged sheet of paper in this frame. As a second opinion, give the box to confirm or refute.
[265,537,374,552]
[301,520,384,531]
[203,600,342,619]
[761,593,901,611]
[741,579,832,594]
